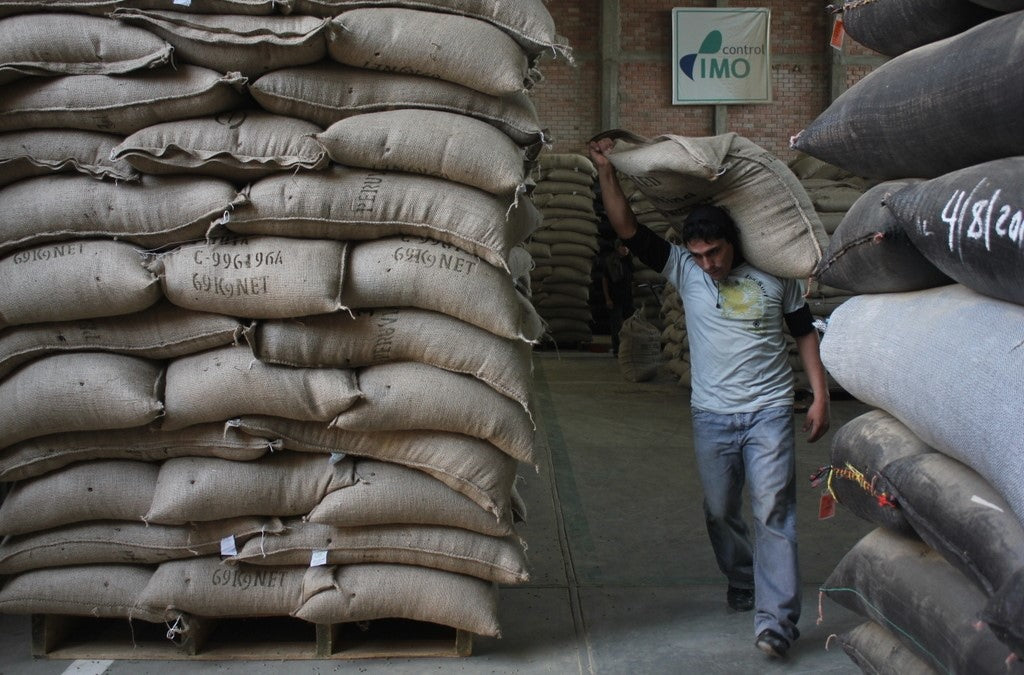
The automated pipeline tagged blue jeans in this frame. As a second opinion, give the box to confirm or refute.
[691,405,800,644]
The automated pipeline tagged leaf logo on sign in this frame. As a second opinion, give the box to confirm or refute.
[679,31,722,80]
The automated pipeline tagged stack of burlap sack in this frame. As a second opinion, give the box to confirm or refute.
[526,153,599,347]
[0,0,571,640]
[791,5,1024,671]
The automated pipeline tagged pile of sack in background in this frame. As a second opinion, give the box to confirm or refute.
[526,153,599,348]
[792,4,1024,671]
[0,0,571,642]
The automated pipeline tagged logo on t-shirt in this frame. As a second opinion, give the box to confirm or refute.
[719,277,767,331]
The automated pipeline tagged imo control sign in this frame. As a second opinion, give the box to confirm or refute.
[672,8,771,105]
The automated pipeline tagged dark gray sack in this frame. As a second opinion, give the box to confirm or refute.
[838,0,998,57]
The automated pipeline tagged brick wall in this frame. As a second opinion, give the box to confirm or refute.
[532,1,879,162]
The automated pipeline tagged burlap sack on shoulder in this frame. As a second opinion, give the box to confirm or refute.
[227,417,517,519]
[112,10,328,79]
[150,236,347,319]
[0,129,139,186]
[0,302,243,381]
[146,452,358,524]
[0,460,158,536]
[0,173,241,256]
[0,516,285,575]
[0,564,173,622]
[0,0,278,17]
[315,109,528,195]
[224,167,538,272]
[291,0,566,58]
[250,64,546,149]
[328,8,533,96]
[112,111,328,182]
[231,520,528,584]
[0,13,171,85]
[161,344,360,430]
[0,352,163,450]
[341,237,542,342]
[0,423,273,483]
[139,556,306,618]
[250,308,533,410]
[599,130,827,279]
[0,66,245,135]
[333,362,535,464]
[294,563,501,637]
[0,240,160,329]
[304,458,512,536]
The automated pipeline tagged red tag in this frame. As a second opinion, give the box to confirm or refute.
[818,492,837,520]
[830,17,845,51]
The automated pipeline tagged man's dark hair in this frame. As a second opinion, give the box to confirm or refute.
[681,204,743,260]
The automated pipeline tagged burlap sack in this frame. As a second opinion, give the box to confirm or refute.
[618,309,663,382]
[146,452,358,524]
[539,153,596,174]
[814,180,952,294]
[341,237,542,342]
[231,520,528,584]
[333,362,534,464]
[823,527,1013,674]
[161,344,360,430]
[249,64,546,149]
[316,109,528,194]
[0,460,158,536]
[820,284,1024,524]
[838,0,997,58]
[0,423,272,483]
[0,517,285,575]
[290,0,566,58]
[304,458,512,536]
[0,65,245,134]
[112,9,329,78]
[0,173,241,256]
[538,167,597,186]
[328,8,533,96]
[0,0,278,17]
[249,308,533,410]
[0,564,172,622]
[790,12,1024,180]
[225,166,539,272]
[0,129,139,186]
[0,13,171,84]
[149,236,347,319]
[0,240,160,329]
[534,182,597,199]
[139,557,306,618]
[834,621,937,675]
[0,302,243,380]
[112,111,328,181]
[0,352,163,450]
[295,563,501,636]
[227,418,517,519]
[599,130,827,279]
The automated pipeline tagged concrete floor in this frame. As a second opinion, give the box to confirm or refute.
[0,350,875,674]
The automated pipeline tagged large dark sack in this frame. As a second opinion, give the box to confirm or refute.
[886,156,1024,307]
[822,527,1024,675]
[814,180,952,293]
[790,12,1024,179]
[838,0,998,57]
[883,451,1024,597]
[825,409,930,534]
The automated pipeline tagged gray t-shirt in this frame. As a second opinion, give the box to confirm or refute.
[663,245,805,414]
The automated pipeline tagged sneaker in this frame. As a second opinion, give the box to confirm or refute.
[726,586,754,612]
[755,629,790,658]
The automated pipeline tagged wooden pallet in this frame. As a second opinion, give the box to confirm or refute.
[31,614,472,660]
